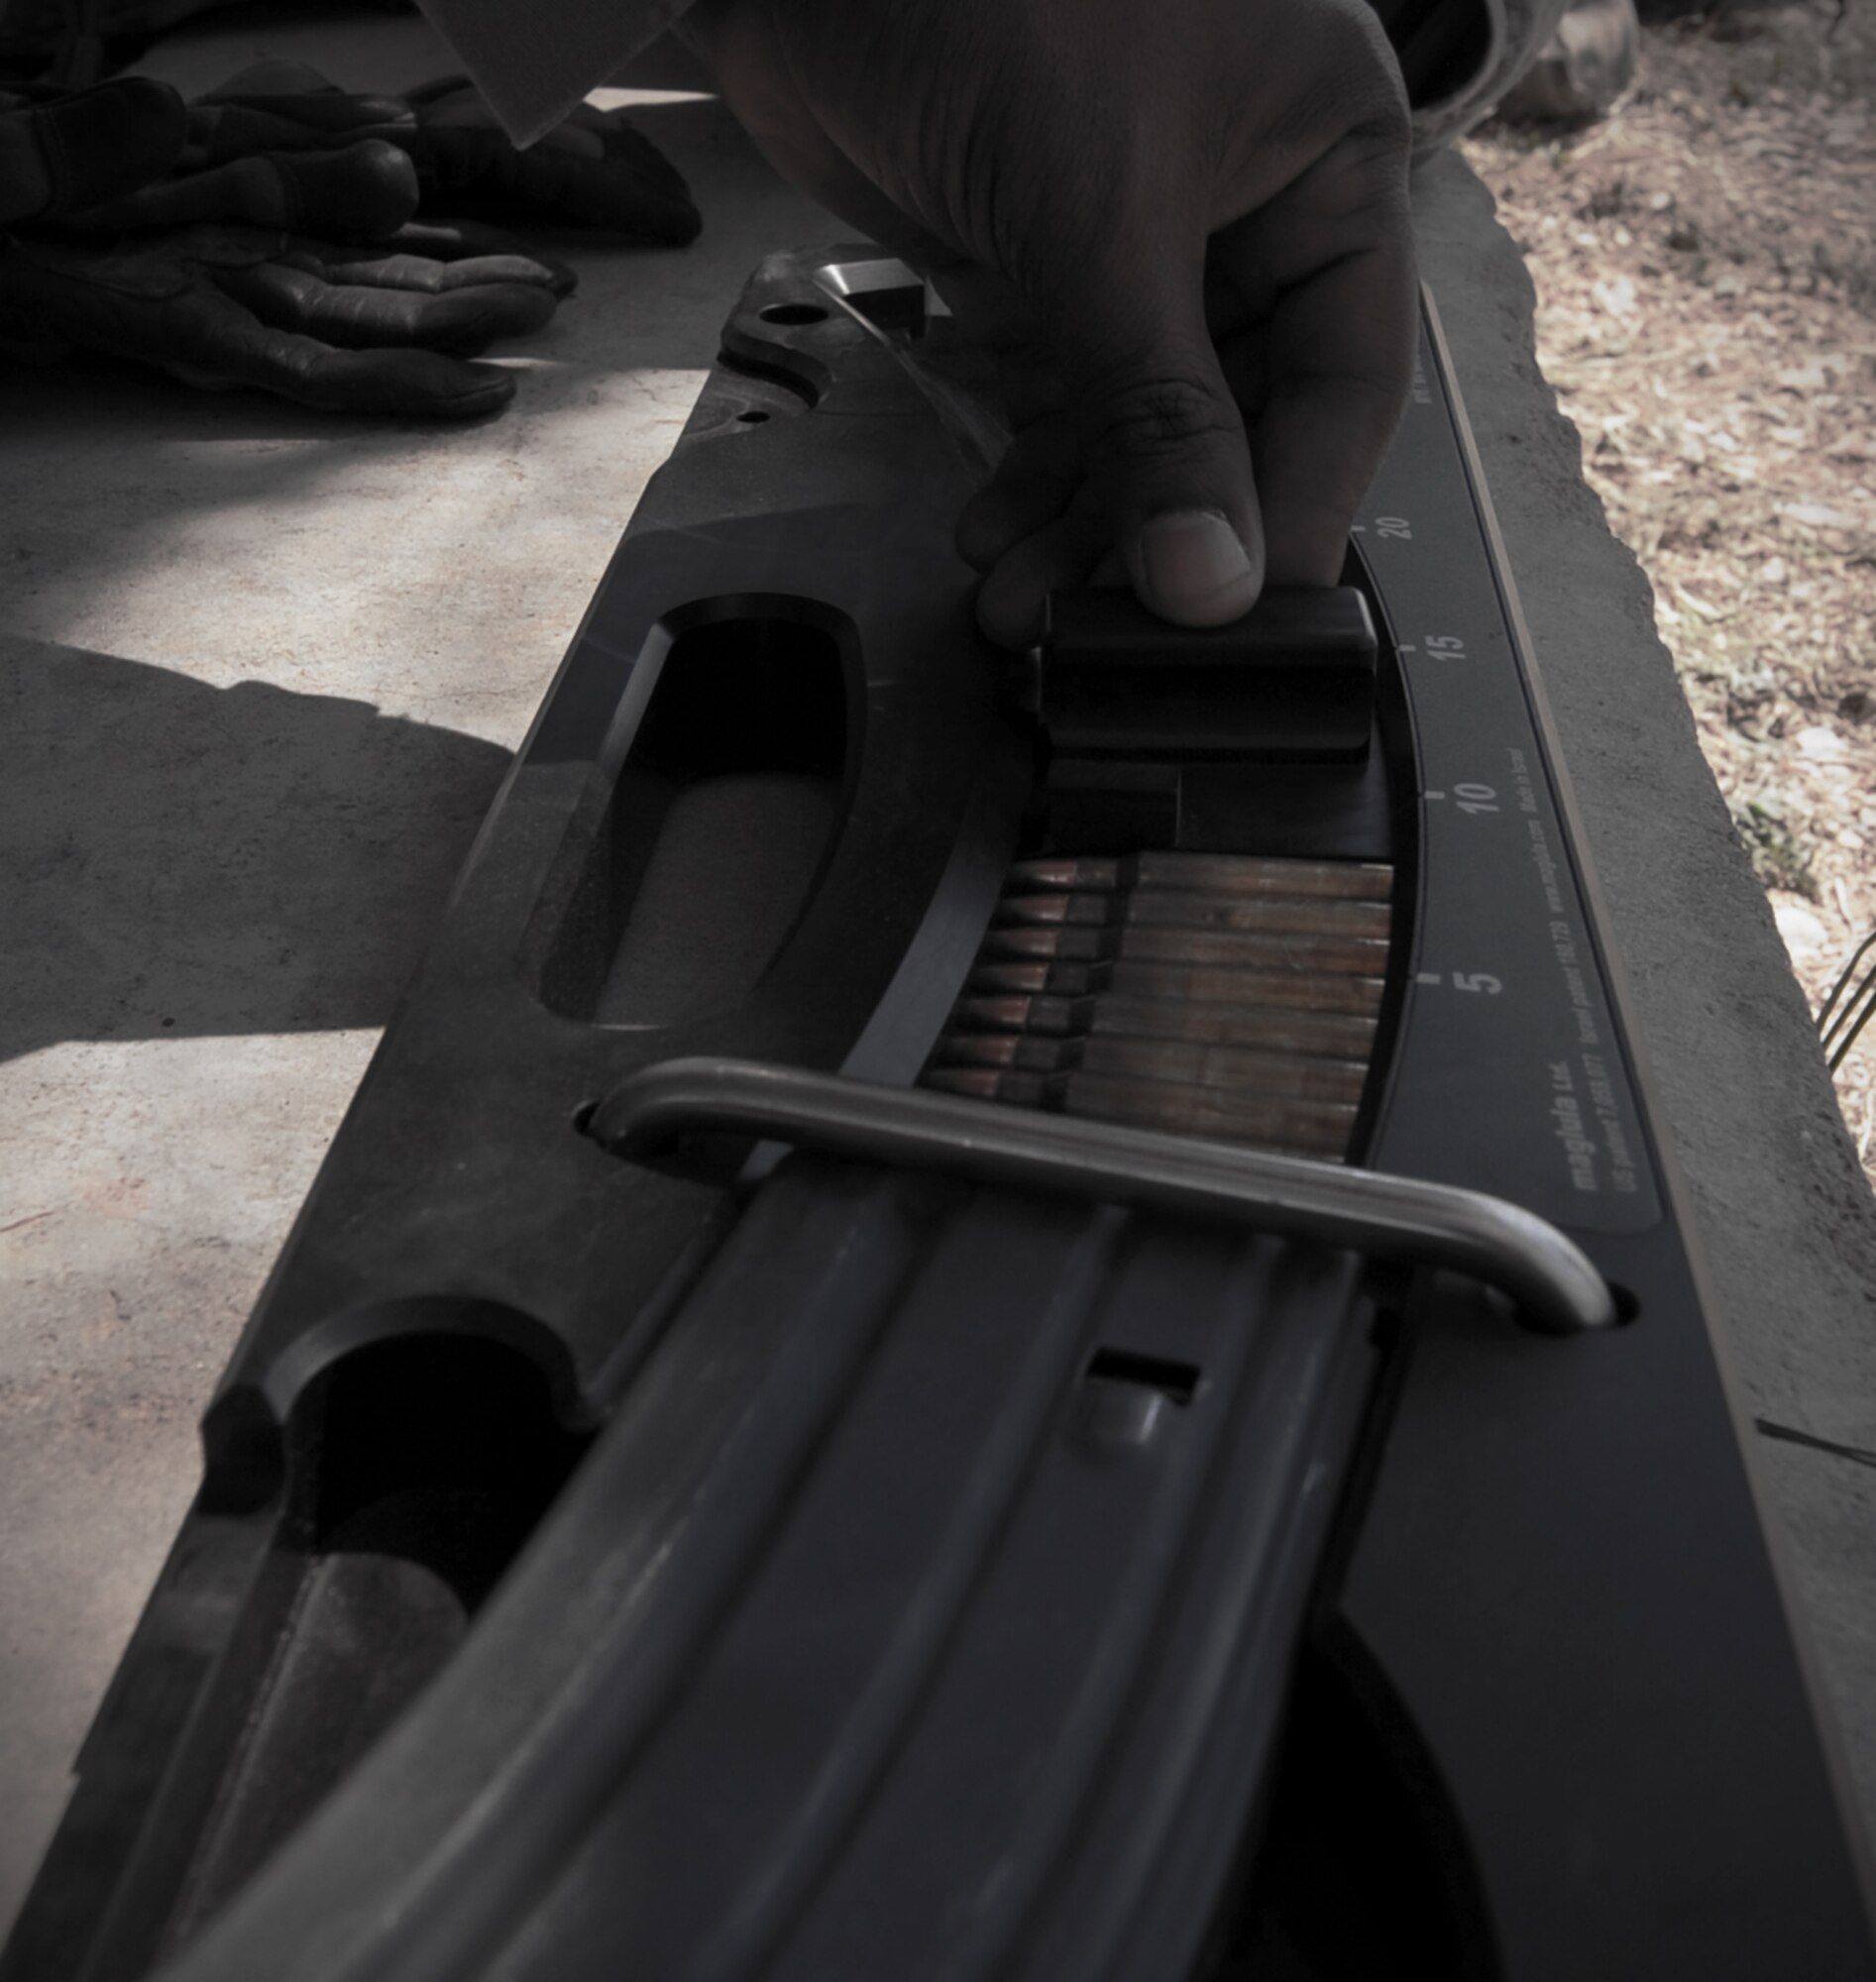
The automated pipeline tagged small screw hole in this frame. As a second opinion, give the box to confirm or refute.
[759,302,829,326]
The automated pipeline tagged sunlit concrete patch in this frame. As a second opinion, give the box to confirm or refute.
[0,1029,383,1934]
[0,1383,200,1936]
[588,87,717,111]
[0,362,710,742]
[0,1033,384,1387]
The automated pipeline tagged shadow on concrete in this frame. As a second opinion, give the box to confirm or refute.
[0,638,511,1063]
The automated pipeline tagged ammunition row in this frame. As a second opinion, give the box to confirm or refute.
[925,852,1395,1159]
[995,890,1391,940]
[1007,852,1393,902]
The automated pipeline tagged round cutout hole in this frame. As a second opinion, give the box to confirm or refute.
[759,302,829,326]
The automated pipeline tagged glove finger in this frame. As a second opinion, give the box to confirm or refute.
[172,307,517,417]
[306,246,567,299]
[213,257,555,356]
[416,117,699,243]
[2,242,514,416]
[418,89,602,156]
[256,141,419,238]
[529,121,606,161]
[198,60,342,98]
[186,100,414,163]
[399,75,479,109]
[61,141,419,240]
[500,140,701,243]
[596,114,697,203]
[385,217,576,296]
[399,82,610,176]
[0,77,186,225]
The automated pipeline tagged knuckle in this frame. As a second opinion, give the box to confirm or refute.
[1086,369,1235,462]
[1280,1,1413,159]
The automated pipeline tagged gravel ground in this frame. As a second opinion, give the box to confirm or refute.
[1463,0,1876,1180]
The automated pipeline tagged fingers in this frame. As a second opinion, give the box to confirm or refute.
[1210,127,1416,586]
[954,408,1078,573]
[0,77,185,225]
[198,61,348,101]
[163,280,517,417]
[959,108,1411,645]
[1255,251,1415,586]
[386,218,576,296]
[408,118,701,243]
[184,98,411,163]
[64,139,420,241]
[975,511,1117,647]
[944,242,1270,643]
[500,135,703,243]
[1012,224,1263,635]
[212,255,556,355]
[314,240,570,300]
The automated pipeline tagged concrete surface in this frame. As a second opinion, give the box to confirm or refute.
[2,9,1873,1947]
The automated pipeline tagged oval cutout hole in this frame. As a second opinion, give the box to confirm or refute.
[531,602,858,1028]
[174,1331,591,1938]
[596,769,837,1026]
[759,302,829,326]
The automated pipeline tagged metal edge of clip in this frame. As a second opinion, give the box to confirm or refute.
[592,1056,1617,1337]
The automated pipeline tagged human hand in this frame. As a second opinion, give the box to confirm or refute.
[680,0,1415,646]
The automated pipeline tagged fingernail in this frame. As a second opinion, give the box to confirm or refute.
[1132,509,1259,622]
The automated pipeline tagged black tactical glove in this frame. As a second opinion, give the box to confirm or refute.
[0,212,564,416]
[0,64,698,416]
[0,75,187,225]
[118,61,702,244]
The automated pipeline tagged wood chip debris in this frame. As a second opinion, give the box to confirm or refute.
[1465,0,1876,1179]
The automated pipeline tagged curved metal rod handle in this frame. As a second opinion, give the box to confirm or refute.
[591,1057,1616,1337]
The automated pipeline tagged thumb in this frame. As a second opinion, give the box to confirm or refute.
[0,78,186,227]
[1058,246,1263,626]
